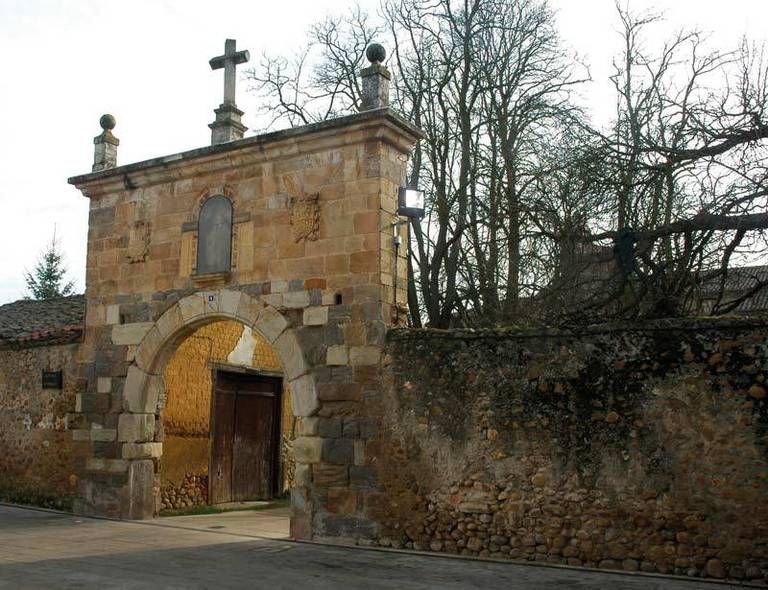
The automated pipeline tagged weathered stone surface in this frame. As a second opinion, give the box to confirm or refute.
[289,374,319,417]
[326,345,348,366]
[126,460,155,519]
[255,307,289,343]
[303,306,329,326]
[122,442,162,459]
[374,320,768,582]
[112,322,154,346]
[293,437,323,464]
[322,438,354,465]
[117,413,155,443]
[349,346,381,366]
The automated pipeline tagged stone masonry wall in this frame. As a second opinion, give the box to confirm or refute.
[68,110,420,531]
[0,343,79,508]
[376,319,768,584]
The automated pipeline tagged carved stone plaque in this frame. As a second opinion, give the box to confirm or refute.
[290,192,320,243]
[127,220,151,263]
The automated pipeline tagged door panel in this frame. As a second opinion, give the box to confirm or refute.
[210,371,281,505]
[233,391,276,500]
[210,376,236,504]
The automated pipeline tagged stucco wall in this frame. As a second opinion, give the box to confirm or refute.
[160,319,294,510]
[0,343,79,508]
[375,319,768,584]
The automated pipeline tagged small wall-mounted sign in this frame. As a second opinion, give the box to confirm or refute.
[42,370,63,390]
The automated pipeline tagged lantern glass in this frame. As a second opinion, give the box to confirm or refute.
[397,187,425,218]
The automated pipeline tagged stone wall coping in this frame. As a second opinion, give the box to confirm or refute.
[389,314,768,342]
[68,108,424,196]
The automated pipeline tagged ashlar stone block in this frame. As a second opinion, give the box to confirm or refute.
[303,306,329,326]
[284,290,311,309]
[349,345,381,366]
[218,289,242,316]
[122,442,163,459]
[274,330,308,380]
[289,373,319,417]
[155,303,183,340]
[255,306,289,343]
[178,293,206,322]
[117,413,155,443]
[293,437,324,464]
[326,345,349,366]
[106,304,121,325]
[112,322,154,346]
[236,292,263,326]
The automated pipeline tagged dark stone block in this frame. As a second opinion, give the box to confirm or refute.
[322,438,354,465]
[342,418,361,438]
[93,441,120,459]
[241,282,263,297]
[289,279,304,291]
[309,289,323,306]
[317,417,343,438]
[329,304,352,321]
[350,465,377,489]
[358,418,378,439]
[312,464,348,486]
[81,393,111,414]
[320,515,379,539]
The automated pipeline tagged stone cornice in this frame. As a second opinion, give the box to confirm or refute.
[68,108,423,198]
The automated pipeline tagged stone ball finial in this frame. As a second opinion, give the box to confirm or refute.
[366,43,386,65]
[99,114,116,131]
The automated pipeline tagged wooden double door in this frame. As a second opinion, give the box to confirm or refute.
[210,371,282,504]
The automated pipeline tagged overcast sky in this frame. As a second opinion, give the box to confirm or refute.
[0,0,766,303]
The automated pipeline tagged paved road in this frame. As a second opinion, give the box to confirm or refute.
[0,505,743,589]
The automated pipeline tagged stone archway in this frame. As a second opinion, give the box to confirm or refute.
[120,289,316,533]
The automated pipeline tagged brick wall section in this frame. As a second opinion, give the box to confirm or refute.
[379,319,768,584]
[0,343,79,507]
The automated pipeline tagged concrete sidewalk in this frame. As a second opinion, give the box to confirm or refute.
[0,505,746,589]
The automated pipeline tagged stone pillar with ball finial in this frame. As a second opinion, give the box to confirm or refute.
[359,43,390,111]
[92,114,119,172]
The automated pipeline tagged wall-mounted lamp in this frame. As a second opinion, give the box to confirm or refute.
[397,187,425,219]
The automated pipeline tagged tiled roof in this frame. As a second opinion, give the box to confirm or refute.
[0,295,85,349]
[699,265,768,314]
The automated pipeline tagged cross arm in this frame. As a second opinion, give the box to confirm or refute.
[209,50,250,70]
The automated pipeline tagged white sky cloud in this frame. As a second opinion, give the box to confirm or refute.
[0,0,765,303]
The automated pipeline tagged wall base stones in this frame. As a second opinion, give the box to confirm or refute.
[160,473,208,511]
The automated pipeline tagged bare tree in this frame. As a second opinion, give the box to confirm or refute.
[246,1,768,326]
[570,5,768,320]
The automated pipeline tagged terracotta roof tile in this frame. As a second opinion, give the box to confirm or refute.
[0,295,85,349]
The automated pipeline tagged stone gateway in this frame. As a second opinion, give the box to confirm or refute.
[66,43,421,542]
[0,40,765,585]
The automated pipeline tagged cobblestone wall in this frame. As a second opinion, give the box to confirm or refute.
[378,319,768,584]
[0,343,78,507]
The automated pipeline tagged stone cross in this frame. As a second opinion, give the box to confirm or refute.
[209,39,250,107]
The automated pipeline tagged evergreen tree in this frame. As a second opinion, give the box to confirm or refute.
[25,232,75,300]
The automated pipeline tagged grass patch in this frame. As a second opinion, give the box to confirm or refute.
[159,498,289,517]
[0,485,73,512]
